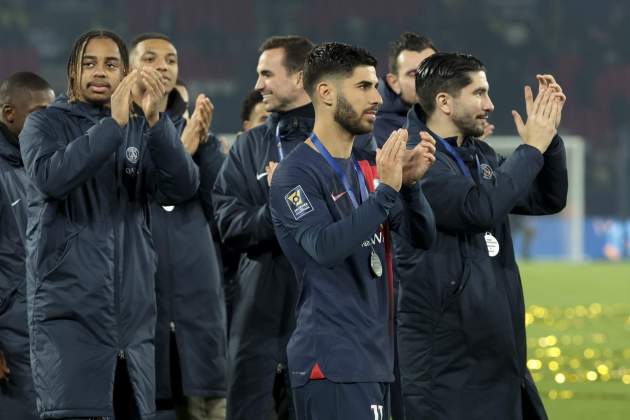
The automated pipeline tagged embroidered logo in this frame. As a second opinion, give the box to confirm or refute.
[285,185,313,220]
[126,147,140,164]
[331,191,347,202]
[480,163,494,180]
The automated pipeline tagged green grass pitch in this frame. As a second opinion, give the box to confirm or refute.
[521,262,630,420]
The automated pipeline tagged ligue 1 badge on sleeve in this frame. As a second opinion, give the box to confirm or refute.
[484,232,500,257]
[370,249,383,278]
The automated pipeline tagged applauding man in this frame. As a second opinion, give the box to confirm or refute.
[398,52,567,419]
[19,30,199,420]
[270,43,436,419]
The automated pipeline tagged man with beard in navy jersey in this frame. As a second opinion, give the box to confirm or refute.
[270,42,436,419]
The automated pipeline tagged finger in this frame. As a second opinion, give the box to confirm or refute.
[390,129,404,161]
[531,85,548,116]
[142,70,165,98]
[420,131,437,146]
[140,71,160,99]
[541,74,557,87]
[524,85,534,117]
[420,140,437,155]
[381,129,399,161]
[541,88,556,119]
[536,74,547,94]
[392,130,405,162]
[511,110,525,137]
[534,85,551,117]
[195,93,206,108]
[113,70,136,96]
[549,96,560,127]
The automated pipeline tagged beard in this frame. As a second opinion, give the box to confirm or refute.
[452,108,486,138]
[333,93,373,136]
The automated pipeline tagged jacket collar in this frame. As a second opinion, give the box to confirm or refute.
[0,121,22,167]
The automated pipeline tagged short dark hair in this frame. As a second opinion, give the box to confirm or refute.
[388,32,436,74]
[415,52,485,116]
[66,30,129,101]
[240,90,263,123]
[0,72,52,104]
[259,35,314,74]
[303,42,377,96]
[129,32,173,53]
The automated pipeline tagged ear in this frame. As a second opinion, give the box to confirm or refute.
[386,73,401,95]
[316,81,335,107]
[294,70,304,89]
[436,92,451,115]
[1,104,15,123]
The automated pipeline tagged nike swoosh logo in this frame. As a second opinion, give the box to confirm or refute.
[256,172,268,181]
[11,199,21,207]
[331,191,347,202]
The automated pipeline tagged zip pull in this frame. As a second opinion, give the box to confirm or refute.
[117,350,125,360]
[170,321,176,332]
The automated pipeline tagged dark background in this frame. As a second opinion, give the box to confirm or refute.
[1,0,628,217]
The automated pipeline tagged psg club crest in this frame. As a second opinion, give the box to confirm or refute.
[480,163,494,180]
[126,147,140,164]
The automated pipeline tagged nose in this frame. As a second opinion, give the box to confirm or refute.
[484,95,495,113]
[254,75,265,92]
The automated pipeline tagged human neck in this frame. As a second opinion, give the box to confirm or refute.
[426,114,464,146]
[310,117,354,158]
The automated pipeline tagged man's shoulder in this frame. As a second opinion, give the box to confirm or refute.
[274,145,320,184]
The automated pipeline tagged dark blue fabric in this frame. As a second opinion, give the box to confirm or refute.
[292,379,390,420]
[0,124,38,420]
[270,143,435,386]
[153,90,227,401]
[398,104,567,420]
[19,100,199,419]
[212,104,314,420]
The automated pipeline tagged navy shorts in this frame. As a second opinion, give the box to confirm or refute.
[292,379,390,420]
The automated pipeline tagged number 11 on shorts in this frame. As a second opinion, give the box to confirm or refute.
[370,404,383,420]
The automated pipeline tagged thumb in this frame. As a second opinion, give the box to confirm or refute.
[511,110,525,138]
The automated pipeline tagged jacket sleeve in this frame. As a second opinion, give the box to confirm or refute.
[270,164,398,267]
[195,133,226,225]
[212,132,276,251]
[422,143,545,234]
[20,112,123,200]
[144,114,200,205]
[510,135,568,215]
[388,182,436,249]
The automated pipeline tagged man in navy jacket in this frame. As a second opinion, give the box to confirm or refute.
[397,52,568,420]
[212,35,314,420]
[0,71,54,420]
[19,30,199,420]
[355,32,436,153]
[130,33,227,420]
[270,42,436,419]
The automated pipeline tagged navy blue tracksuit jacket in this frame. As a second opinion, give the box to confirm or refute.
[270,143,435,387]
[212,104,314,420]
[0,123,39,420]
[397,105,568,420]
[19,100,199,419]
[152,91,227,401]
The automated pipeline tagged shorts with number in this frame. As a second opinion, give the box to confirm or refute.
[292,379,389,420]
